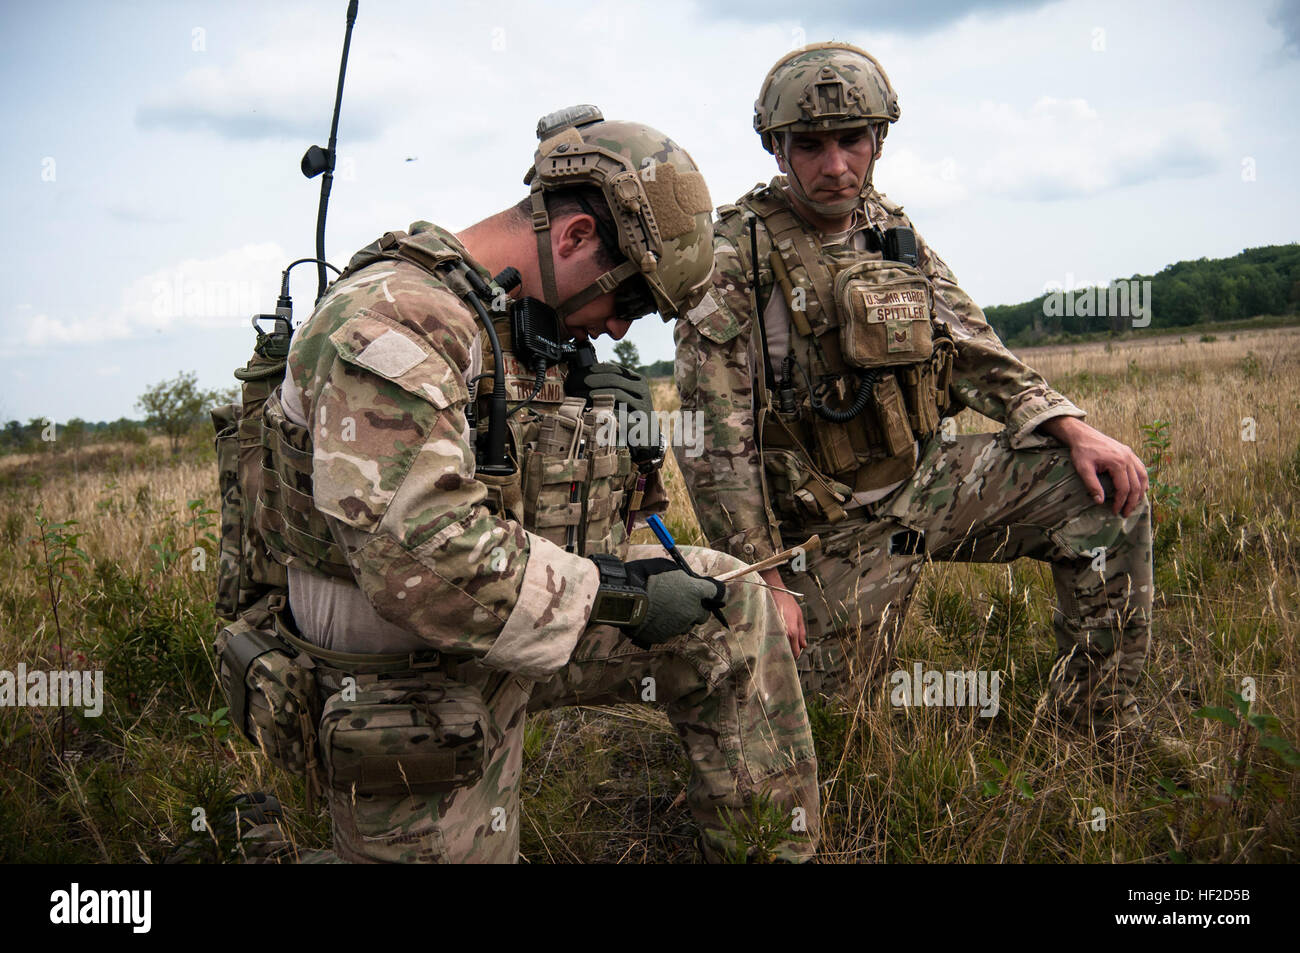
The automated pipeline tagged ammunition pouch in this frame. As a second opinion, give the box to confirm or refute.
[761,412,851,524]
[517,394,632,556]
[215,608,322,781]
[319,675,489,796]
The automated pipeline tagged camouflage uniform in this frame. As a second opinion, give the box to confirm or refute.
[674,177,1152,727]
[274,220,818,863]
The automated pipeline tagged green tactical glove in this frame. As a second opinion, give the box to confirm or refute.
[623,558,726,649]
[582,362,652,418]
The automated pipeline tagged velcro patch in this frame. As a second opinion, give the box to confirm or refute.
[356,329,427,379]
[684,287,740,344]
[685,288,719,323]
[330,310,467,409]
[642,164,711,240]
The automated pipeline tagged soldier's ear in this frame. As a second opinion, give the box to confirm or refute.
[553,211,599,261]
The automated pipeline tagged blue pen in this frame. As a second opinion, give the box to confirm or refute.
[646,515,729,630]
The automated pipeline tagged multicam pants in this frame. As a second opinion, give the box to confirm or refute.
[784,431,1152,729]
[321,543,819,863]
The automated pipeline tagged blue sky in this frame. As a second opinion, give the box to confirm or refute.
[1,0,1297,424]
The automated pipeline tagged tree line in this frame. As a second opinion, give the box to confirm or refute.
[1,371,237,456]
[984,243,1300,345]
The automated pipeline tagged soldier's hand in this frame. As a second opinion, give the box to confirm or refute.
[624,560,726,648]
[580,362,653,418]
[1046,417,1149,517]
[762,568,806,659]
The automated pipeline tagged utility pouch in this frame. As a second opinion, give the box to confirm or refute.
[319,677,489,796]
[762,447,849,524]
[812,410,861,477]
[873,374,915,458]
[215,616,320,778]
[835,260,934,370]
[478,466,524,525]
[901,363,941,437]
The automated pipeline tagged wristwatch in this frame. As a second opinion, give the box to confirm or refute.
[588,554,649,627]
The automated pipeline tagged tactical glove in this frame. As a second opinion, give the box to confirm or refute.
[623,558,726,649]
[575,362,653,418]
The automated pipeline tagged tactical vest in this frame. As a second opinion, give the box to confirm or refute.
[724,183,955,523]
[251,225,646,589]
[472,328,640,560]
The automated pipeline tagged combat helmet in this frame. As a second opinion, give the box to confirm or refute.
[524,105,714,321]
[753,43,900,215]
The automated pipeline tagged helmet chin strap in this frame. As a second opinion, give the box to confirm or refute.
[776,128,878,219]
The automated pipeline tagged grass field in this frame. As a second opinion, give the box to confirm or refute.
[1,326,1297,862]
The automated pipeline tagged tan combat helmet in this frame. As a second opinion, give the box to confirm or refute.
[524,105,714,321]
[753,43,900,215]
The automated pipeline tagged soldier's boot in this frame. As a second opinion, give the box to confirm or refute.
[165,791,284,864]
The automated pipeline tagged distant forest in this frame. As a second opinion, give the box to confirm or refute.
[984,244,1300,346]
[636,244,1300,377]
[7,246,1296,442]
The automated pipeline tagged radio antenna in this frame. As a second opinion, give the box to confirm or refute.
[300,0,359,303]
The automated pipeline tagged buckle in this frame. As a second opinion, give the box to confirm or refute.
[406,651,442,672]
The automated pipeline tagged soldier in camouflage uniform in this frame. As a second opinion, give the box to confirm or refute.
[674,44,1154,733]
[240,107,817,863]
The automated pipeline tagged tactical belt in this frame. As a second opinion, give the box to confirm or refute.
[272,607,454,680]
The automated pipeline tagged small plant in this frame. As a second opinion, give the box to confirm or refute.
[23,504,91,756]
[187,706,233,745]
[921,586,978,645]
[1239,351,1261,379]
[1140,419,1182,525]
[979,756,1034,800]
[1194,691,1300,800]
[717,792,791,863]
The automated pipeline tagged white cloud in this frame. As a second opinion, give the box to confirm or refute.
[878,95,1230,206]
[20,243,287,350]
[873,148,971,207]
[964,97,1229,200]
[136,14,416,142]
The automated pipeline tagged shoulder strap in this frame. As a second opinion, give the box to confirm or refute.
[744,184,835,336]
[334,227,480,303]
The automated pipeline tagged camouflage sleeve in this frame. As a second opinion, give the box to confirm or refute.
[307,302,600,679]
[913,226,1086,448]
[673,219,782,562]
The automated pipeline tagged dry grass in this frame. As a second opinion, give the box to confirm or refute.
[1,326,1296,862]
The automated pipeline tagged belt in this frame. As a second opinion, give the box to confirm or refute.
[273,608,451,678]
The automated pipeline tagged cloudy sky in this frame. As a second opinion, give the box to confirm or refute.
[1,0,1297,425]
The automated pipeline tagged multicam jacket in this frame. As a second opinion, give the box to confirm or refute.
[272,223,610,679]
[674,178,1085,562]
